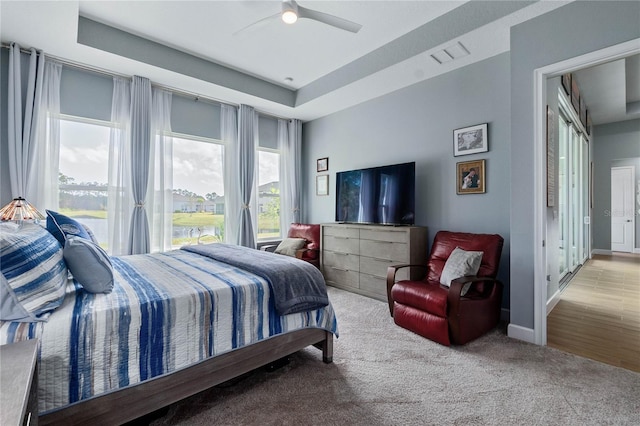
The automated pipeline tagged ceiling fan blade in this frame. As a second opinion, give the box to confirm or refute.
[297,5,362,33]
[233,12,280,36]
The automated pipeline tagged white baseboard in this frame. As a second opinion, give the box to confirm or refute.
[507,323,535,344]
[593,248,640,255]
[546,289,561,315]
[592,249,612,256]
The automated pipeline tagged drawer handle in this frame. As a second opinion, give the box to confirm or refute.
[330,266,349,272]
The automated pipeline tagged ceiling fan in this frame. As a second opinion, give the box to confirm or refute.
[234,0,362,35]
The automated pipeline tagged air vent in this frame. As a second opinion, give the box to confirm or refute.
[430,42,470,64]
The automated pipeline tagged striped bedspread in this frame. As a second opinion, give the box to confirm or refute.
[0,249,338,414]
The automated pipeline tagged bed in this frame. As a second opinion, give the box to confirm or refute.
[0,222,337,425]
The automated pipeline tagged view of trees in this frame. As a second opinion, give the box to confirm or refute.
[58,172,280,242]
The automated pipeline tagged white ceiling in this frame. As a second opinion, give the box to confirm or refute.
[1,1,637,123]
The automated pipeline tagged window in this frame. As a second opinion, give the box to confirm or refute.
[58,116,112,248]
[171,134,225,247]
[257,149,280,241]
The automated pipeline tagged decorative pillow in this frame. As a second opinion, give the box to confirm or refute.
[0,223,68,320]
[81,223,100,244]
[440,247,483,296]
[0,274,38,322]
[274,237,307,257]
[64,237,114,294]
[46,209,92,245]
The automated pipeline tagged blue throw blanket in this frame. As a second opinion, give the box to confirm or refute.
[181,243,329,315]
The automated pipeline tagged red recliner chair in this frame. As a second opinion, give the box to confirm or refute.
[387,231,504,346]
[262,223,321,268]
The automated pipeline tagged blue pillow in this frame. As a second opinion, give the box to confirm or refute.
[46,209,92,245]
[0,223,68,320]
[63,237,114,294]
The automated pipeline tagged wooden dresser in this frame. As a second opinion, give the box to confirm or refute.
[321,223,428,301]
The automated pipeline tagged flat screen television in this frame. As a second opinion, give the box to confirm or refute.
[335,162,415,225]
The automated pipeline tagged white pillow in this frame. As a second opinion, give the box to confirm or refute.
[440,247,483,296]
[274,237,307,257]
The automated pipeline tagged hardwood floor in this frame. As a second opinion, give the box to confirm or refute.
[547,252,640,373]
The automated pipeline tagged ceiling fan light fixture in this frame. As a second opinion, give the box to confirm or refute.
[282,10,298,24]
[282,1,298,24]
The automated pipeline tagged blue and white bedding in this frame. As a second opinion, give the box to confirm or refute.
[0,248,338,414]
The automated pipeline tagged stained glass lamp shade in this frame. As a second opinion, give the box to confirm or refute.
[0,197,45,222]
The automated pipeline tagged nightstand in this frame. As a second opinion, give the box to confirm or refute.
[0,339,38,426]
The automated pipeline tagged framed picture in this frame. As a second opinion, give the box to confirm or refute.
[580,97,587,128]
[571,78,580,115]
[546,106,556,207]
[453,123,488,156]
[561,73,571,96]
[456,159,486,194]
[316,174,329,196]
[317,157,329,172]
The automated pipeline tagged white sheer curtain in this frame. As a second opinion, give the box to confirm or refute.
[30,61,62,211]
[107,77,132,255]
[221,104,239,244]
[147,89,173,252]
[278,118,302,232]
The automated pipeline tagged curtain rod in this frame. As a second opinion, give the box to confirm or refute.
[1,42,294,121]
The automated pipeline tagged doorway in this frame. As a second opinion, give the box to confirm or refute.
[533,38,640,346]
[611,166,636,253]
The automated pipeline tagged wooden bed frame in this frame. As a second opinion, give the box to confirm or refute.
[39,328,333,425]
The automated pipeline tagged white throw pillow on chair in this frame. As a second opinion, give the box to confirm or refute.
[440,246,483,296]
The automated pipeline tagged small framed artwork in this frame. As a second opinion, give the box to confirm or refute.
[571,78,580,115]
[561,73,571,96]
[316,174,329,196]
[317,157,329,172]
[453,123,488,156]
[456,159,486,195]
[546,106,556,207]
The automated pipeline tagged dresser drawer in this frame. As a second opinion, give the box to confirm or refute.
[360,228,408,243]
[323,251,359,271]
[358,273,387,298]
[323,225,359,238]
[324,235,360,255]
[359,240,407,261]
[360,256,410,280]
[323,266,359,288]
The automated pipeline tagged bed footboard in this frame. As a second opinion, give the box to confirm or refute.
[39,328,333,425]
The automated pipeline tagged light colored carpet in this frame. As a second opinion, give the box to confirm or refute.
[149,287,640,425]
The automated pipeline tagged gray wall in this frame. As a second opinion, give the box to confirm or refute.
[592,119,640,250]
[303,52,512,308]
[509,0,640,329]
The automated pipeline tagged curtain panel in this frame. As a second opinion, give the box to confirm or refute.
[221,104,239,245]
[147,89,173,253]
[7,43,62,212]
[7,44,44,202]
[236,105,258,248]
[107,77,132,255]
[128,76,153,255]
[278,118,302,232]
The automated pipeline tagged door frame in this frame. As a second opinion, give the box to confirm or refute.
[533,39,640,346]
[610,165,636,253]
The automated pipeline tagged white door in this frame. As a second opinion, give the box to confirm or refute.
[611,166,635,252]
